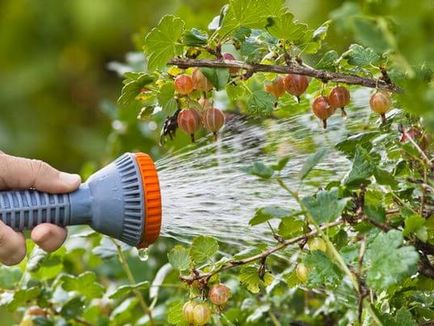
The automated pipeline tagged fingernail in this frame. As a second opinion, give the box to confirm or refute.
[59,172,81,186]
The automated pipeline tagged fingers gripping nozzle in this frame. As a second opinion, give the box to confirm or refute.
[0,153,162,248]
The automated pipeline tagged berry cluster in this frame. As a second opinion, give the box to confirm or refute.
[182,283,231,325]
[263,73,393,129]
[172,69,225,143]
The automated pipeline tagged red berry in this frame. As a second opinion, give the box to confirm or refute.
[209,284,231,306]
[174,75,194,95]
[26,306,46,317]
[328,86,350,118]
[177,109,202,142]
[193,303,211,326]
[370,91,391,123]
[283,74,309,101]
[223,53,239,74]
[312,96,333,129]
[183,301,197,324]
[202,108,225,137]
[264,77,285,98]
[192,68,213,92]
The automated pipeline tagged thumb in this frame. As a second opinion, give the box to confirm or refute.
[0,153,81,193]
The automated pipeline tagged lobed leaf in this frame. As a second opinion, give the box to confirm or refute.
[143,15,185,72]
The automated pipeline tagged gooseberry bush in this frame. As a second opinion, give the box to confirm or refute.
[1,1,434,325]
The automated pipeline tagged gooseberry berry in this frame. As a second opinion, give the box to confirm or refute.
[264,77,285,99]
[183,301,197,324]
[308,238,327,252]
[296,263,309,283]
[223,53,239,74]
[283,74,309,102]
[209,284,231,306]
[312,96,333,129]
[192,68,213,92]
[177,108,202,142]
[174,75,194,95]
[370,90,391,123]
[26,306,46,317]
[202,108,225,137]
[193,303,211,326]
[328,86,350,118]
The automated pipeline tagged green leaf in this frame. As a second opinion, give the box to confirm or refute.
[167,300,188,326]
[219,0,284,36]
[157,82,178,115]
[60,297,85,320]
[364,190,386,223]
[241,161,274,179]
[381,307,418,326]
[267,12,306,42]
[335,132,378,158]
[300,148,328,180]
[118,73,155,109]
[365,230,419,290]
[61,271,104,299]
[374,168,398,188]
[28,247,65,281]
[0,267,21,289]
[239,266,273,293]
[315,50,339,71]
[109,281,150,300]
[344,146,376,186]
[190,236,219,264]
[247,90,275,116]
[304,251,343,287]
[403,215,428,242]
[312,20,331,41]
[271,156,290,171]
[183,28,208,46]
[342,44,380,67]
[200,68,230,91]
[249,206,295,226]
[302,189,350,224]
[0,287,40,311]
[226,83,246,101]
[167,245,191,271]
[278,217,305,239]
[284,270,301,288]
[144,15,185,72]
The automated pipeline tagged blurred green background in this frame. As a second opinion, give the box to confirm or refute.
[0,0,432,171]
[0,0,347,172]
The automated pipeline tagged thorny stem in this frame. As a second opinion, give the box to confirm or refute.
[112,240,155,325]
[402,129,433,167]
[179,219,343,283]
[168,58,402,93]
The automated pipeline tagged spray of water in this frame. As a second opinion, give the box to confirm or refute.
[156,89,371,244]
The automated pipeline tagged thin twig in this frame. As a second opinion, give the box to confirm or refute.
[180,220,343,283]
[168,58,402,92]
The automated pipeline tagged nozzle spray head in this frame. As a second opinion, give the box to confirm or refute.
[0,153,162,248]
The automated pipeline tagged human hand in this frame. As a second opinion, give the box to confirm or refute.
[0,152,81,265]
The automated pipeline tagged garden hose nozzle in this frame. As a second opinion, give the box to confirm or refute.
[0,153,162,248]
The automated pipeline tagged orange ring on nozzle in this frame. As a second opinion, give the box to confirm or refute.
[134,153,162,248]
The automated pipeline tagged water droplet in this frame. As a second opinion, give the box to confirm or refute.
[137,248,149,261]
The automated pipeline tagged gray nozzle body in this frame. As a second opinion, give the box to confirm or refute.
[0,153,147,247]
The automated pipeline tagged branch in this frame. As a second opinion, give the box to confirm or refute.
[168,58,402,93]
[180,219,343,283]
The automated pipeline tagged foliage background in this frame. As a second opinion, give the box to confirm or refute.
[0,0,433,325]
